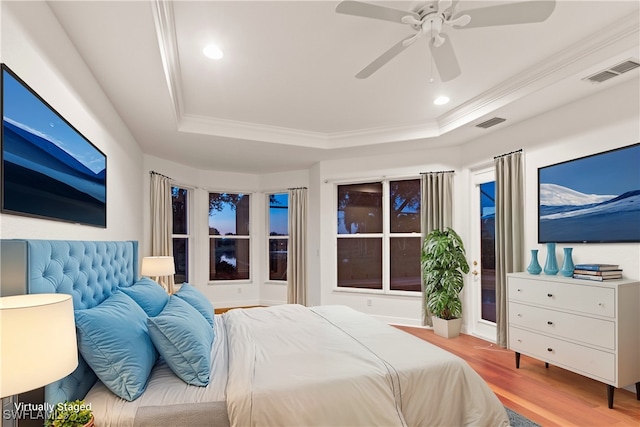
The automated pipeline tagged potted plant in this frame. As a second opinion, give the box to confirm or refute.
[421,227,470,338]
[45,400,94,427]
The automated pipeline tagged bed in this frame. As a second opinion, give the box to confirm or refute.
[7,239,509,427]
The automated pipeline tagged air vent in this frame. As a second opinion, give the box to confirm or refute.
[583,59,640,84]
[475,117,506,129]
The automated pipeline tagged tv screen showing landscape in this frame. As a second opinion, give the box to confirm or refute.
[1,64,106,227]
[538,143,640,243]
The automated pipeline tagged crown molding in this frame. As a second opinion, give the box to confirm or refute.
[437,13,640,133]
[152,1,639,150]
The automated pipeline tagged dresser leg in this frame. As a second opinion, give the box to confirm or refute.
[545,362,549,368]
[635,382,639,400]
[515,352,520,369]
[607,385,614,409]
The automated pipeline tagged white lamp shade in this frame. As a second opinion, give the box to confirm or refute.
[141,256,175,277]
[0,293,78,398]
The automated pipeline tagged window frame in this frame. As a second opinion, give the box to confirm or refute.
[334,177,422,296]
[171,185,192,285]
[207,191,252,284]
[266,192,289,284]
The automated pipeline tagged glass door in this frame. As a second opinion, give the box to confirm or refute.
[470,168,497,341]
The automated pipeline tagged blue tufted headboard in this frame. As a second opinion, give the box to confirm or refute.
[2,239,138,405]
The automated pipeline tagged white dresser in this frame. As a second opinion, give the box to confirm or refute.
[506,272,640,408]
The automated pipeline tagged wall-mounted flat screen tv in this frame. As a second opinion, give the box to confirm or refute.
[1,64,106,227]
[538,143,640,243]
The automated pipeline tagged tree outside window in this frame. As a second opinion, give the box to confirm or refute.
[268,193,289,281]
[172,186,189,284]
[209,193,250,281]
[336,179,421,292]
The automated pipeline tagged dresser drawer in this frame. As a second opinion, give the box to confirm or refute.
[509,302,615,349]
[508,276,615,317]
[509,327,615,383]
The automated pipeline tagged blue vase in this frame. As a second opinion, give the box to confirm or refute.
[560,247,574,277]
[527,249,542,275]
[544,242,558,275]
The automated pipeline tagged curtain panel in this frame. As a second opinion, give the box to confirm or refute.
[150,172,176,294]
[287,188,308,305]
[420,172,453,326]
[494,151,525,347]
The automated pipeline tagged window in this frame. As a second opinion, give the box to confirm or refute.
[336,179,421,292]
[209,192,250,281]
[172,186,190,284]
[268,193,289,281]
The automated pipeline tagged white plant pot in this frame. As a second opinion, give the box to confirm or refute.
[432,316,462,338]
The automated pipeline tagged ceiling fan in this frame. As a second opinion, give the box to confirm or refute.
[335,0,556,81]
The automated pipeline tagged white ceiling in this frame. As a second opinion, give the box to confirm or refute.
[48,0,640,174]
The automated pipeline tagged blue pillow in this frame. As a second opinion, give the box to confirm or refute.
[174,283,215,327]
[74,291,158,401]
[120,277,169,317]
[147,296,214,386]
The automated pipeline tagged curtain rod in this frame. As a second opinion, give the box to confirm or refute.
[288,187,308,190]
[149,170,173,180]
[494,149,523,159]
[420,170,455,175]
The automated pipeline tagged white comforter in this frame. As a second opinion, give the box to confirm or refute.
[224,304,509,427]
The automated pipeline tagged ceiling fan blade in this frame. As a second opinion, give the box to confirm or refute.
[336,1,419,24]
[429,34,461,82]
[355,36,413,79]
[455,1,556,29]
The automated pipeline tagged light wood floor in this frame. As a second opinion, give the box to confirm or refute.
[395,326,640,427]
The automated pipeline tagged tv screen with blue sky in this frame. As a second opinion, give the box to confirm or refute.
[538,143,640,243]
[1,64,106,227]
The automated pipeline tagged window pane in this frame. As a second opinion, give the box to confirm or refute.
[337,238,382,289]
[209,193,250,236]
[173,238,188,284]
[269,193,289,236]
[389,237,421,292]
[209,238,250,280]
[269,239,288,281]
[389,179,420,233]
[337,182,383,234]
[172,187,188,234]
[480,181,496,323]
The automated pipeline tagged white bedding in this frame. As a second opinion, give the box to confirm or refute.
[225,305,509,427]
[86,305,509,427]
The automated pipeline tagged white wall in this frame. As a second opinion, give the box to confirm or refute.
[0,2,144,243]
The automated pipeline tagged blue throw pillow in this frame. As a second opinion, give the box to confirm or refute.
[147,296,214,386]
[120,277,169,317]
[74,291,158,401]
[174,283,215,327]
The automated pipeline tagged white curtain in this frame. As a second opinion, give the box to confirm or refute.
[150,171,175,294]
[494,152,524,347]
[287,188,308,305]
[420,172,454,326]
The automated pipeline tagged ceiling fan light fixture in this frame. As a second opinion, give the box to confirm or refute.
[203,44,224,60]
[433,95,450,105]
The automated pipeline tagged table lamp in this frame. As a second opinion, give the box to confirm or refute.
[0,293,78,410]
[141,256,175,291]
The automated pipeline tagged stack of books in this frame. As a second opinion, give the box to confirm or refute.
[573,264,623,281]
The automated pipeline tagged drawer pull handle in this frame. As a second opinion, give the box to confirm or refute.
[547,321,554,325]
[517,288,522,292]
[517,313,522,317]
[547,293,553,297]
[547,348,553,352]
[598,303,603,307]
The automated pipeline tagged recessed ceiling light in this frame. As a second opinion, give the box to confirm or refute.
[203,44,223,60]
[434,96,450,105]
